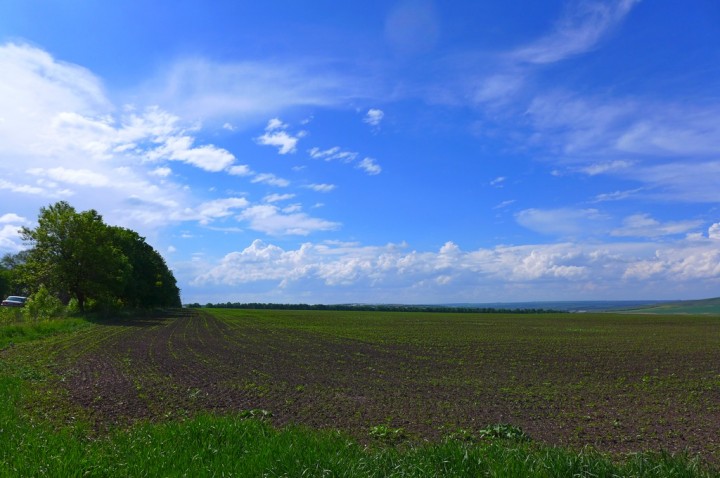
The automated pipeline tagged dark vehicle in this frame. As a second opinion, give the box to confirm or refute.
[1,296,27,307]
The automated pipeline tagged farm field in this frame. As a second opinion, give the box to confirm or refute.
[2,308,719,471]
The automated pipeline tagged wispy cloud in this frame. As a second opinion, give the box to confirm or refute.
[264,193,295,203]
[306,183,336,193]
[238,205,340,236]
[511,0,639,65]
[516,207,610,237]
[143,57,372,124]
[611,214,703,238]
[357,157,382,175]
[251,173,290,188]
[308,146,358,162]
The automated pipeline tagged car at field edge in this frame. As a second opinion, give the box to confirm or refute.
[1,296,27,307]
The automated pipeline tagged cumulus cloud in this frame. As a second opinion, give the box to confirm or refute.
[709,223,720,240]
[146,135,236,172]
[363,108,384,127]
[0,224,24,252]
[227,164,253,176]
[188,235,720,302]
[0,213,28,224]
[255,118,305,154]
[0,42,320,238]
[149,167,172,177]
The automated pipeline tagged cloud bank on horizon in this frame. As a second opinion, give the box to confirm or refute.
[2,0,720,303]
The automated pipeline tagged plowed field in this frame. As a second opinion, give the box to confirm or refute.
[29,309,720,461]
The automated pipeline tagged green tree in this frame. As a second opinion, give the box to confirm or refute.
[1,251,31,297]
[20,202,129,311]
[19,202,181,312]
[108,226,181,308]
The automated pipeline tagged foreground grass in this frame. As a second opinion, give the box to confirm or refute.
[0,373,715,478]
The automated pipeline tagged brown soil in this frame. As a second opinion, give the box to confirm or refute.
[48,310,720,462]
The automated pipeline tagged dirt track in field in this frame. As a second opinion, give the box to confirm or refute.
[49,310,720,461]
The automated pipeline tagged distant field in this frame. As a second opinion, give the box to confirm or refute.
[619,297,720,315]
[2,308,718,467]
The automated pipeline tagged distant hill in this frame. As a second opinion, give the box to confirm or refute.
[616,297,720,315]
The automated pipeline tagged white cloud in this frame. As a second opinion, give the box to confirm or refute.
[308,147,358,162]
[0,213,27,224]
[238,204,340,236]
[592,188,642,203]
[494,200,516,210]
[27,167,110,187]
[192,236,720,302]
[709,223,720,240]
[145,134,236,172]
[150,167,172,177]
[611,214,703,238]
[251,173,290,187]
[490,176,506,187]
[255,119,305,154]
[0,224,24,252]
[266,118,287,131]
[364,108,384,127]
[615,106,720,156]
[264,193,295,203]
[195,197,249,225]
[516,208,609,237]
[227,164,253,176]
[306,183,336,193]
[142,58,367,123]
[0,180,46,195]
[357,157,382,175]
[579,160,633,176]
[511,0,639,65]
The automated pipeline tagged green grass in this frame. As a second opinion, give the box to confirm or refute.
[0,380,715,477]
[0,316,92,349]
[1,312,718,477]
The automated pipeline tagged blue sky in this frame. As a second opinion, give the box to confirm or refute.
[2,0,720,304]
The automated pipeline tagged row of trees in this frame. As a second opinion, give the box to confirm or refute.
[195,302,562,314]
[3,201,180,312]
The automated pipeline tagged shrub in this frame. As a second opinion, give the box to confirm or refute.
[24,285,65,321]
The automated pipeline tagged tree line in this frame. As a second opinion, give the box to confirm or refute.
[2,201,180,312]
[192,302,562,314]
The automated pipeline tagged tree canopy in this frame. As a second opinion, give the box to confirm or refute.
[18,201,181,311]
